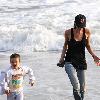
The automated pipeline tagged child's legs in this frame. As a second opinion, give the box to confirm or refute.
[16,92,23,100]
[7,93,15,100]
[7,92,23,100]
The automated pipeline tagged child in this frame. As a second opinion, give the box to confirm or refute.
[5,53,35,100]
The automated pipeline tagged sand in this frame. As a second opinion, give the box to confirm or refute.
[0,51,100,100]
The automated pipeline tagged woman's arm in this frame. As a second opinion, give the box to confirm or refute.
[59,30,69,63]
[86,29,100,63]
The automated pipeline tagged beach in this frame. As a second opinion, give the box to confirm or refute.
[0,51,100,100]
[0,0,100,99]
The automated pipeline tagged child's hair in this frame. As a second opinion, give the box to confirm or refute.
[10,53,20,61]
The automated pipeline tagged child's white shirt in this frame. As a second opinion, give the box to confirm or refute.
[6,66,35,92]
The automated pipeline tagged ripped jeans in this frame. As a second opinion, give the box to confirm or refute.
[65,62,86,99]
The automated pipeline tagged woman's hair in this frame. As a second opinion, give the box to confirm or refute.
[74,14,86,28]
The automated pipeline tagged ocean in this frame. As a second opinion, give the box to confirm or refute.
[0,0,99,52]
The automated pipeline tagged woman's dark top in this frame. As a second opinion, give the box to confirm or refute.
[65,28,87,70]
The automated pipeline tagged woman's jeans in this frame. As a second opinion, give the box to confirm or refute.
[65,62,86,100]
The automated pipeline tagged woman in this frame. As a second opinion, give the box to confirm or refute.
[58,14,100,100]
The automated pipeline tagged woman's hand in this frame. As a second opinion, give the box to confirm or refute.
[59,58,64,63]
[96,62,100,66]
[92,55,100,66]
[57,58,65,68]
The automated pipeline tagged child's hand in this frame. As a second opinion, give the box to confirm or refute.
[30,82,34,86]
[5,90,10,95]
[29,81,35,86]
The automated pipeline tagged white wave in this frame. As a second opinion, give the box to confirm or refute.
[46,0,65,4]
[0,24,64,52]
[0,0,99,52]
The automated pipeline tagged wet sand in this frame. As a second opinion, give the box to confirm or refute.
[0,51,100,100]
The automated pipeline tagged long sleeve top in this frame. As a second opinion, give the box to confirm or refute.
[6,66,35,92]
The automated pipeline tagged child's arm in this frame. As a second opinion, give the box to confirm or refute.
[0,71,9,95]
[4,71,10,95]
[25,67,36,86]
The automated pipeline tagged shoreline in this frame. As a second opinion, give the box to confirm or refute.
[0,51,100,100]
